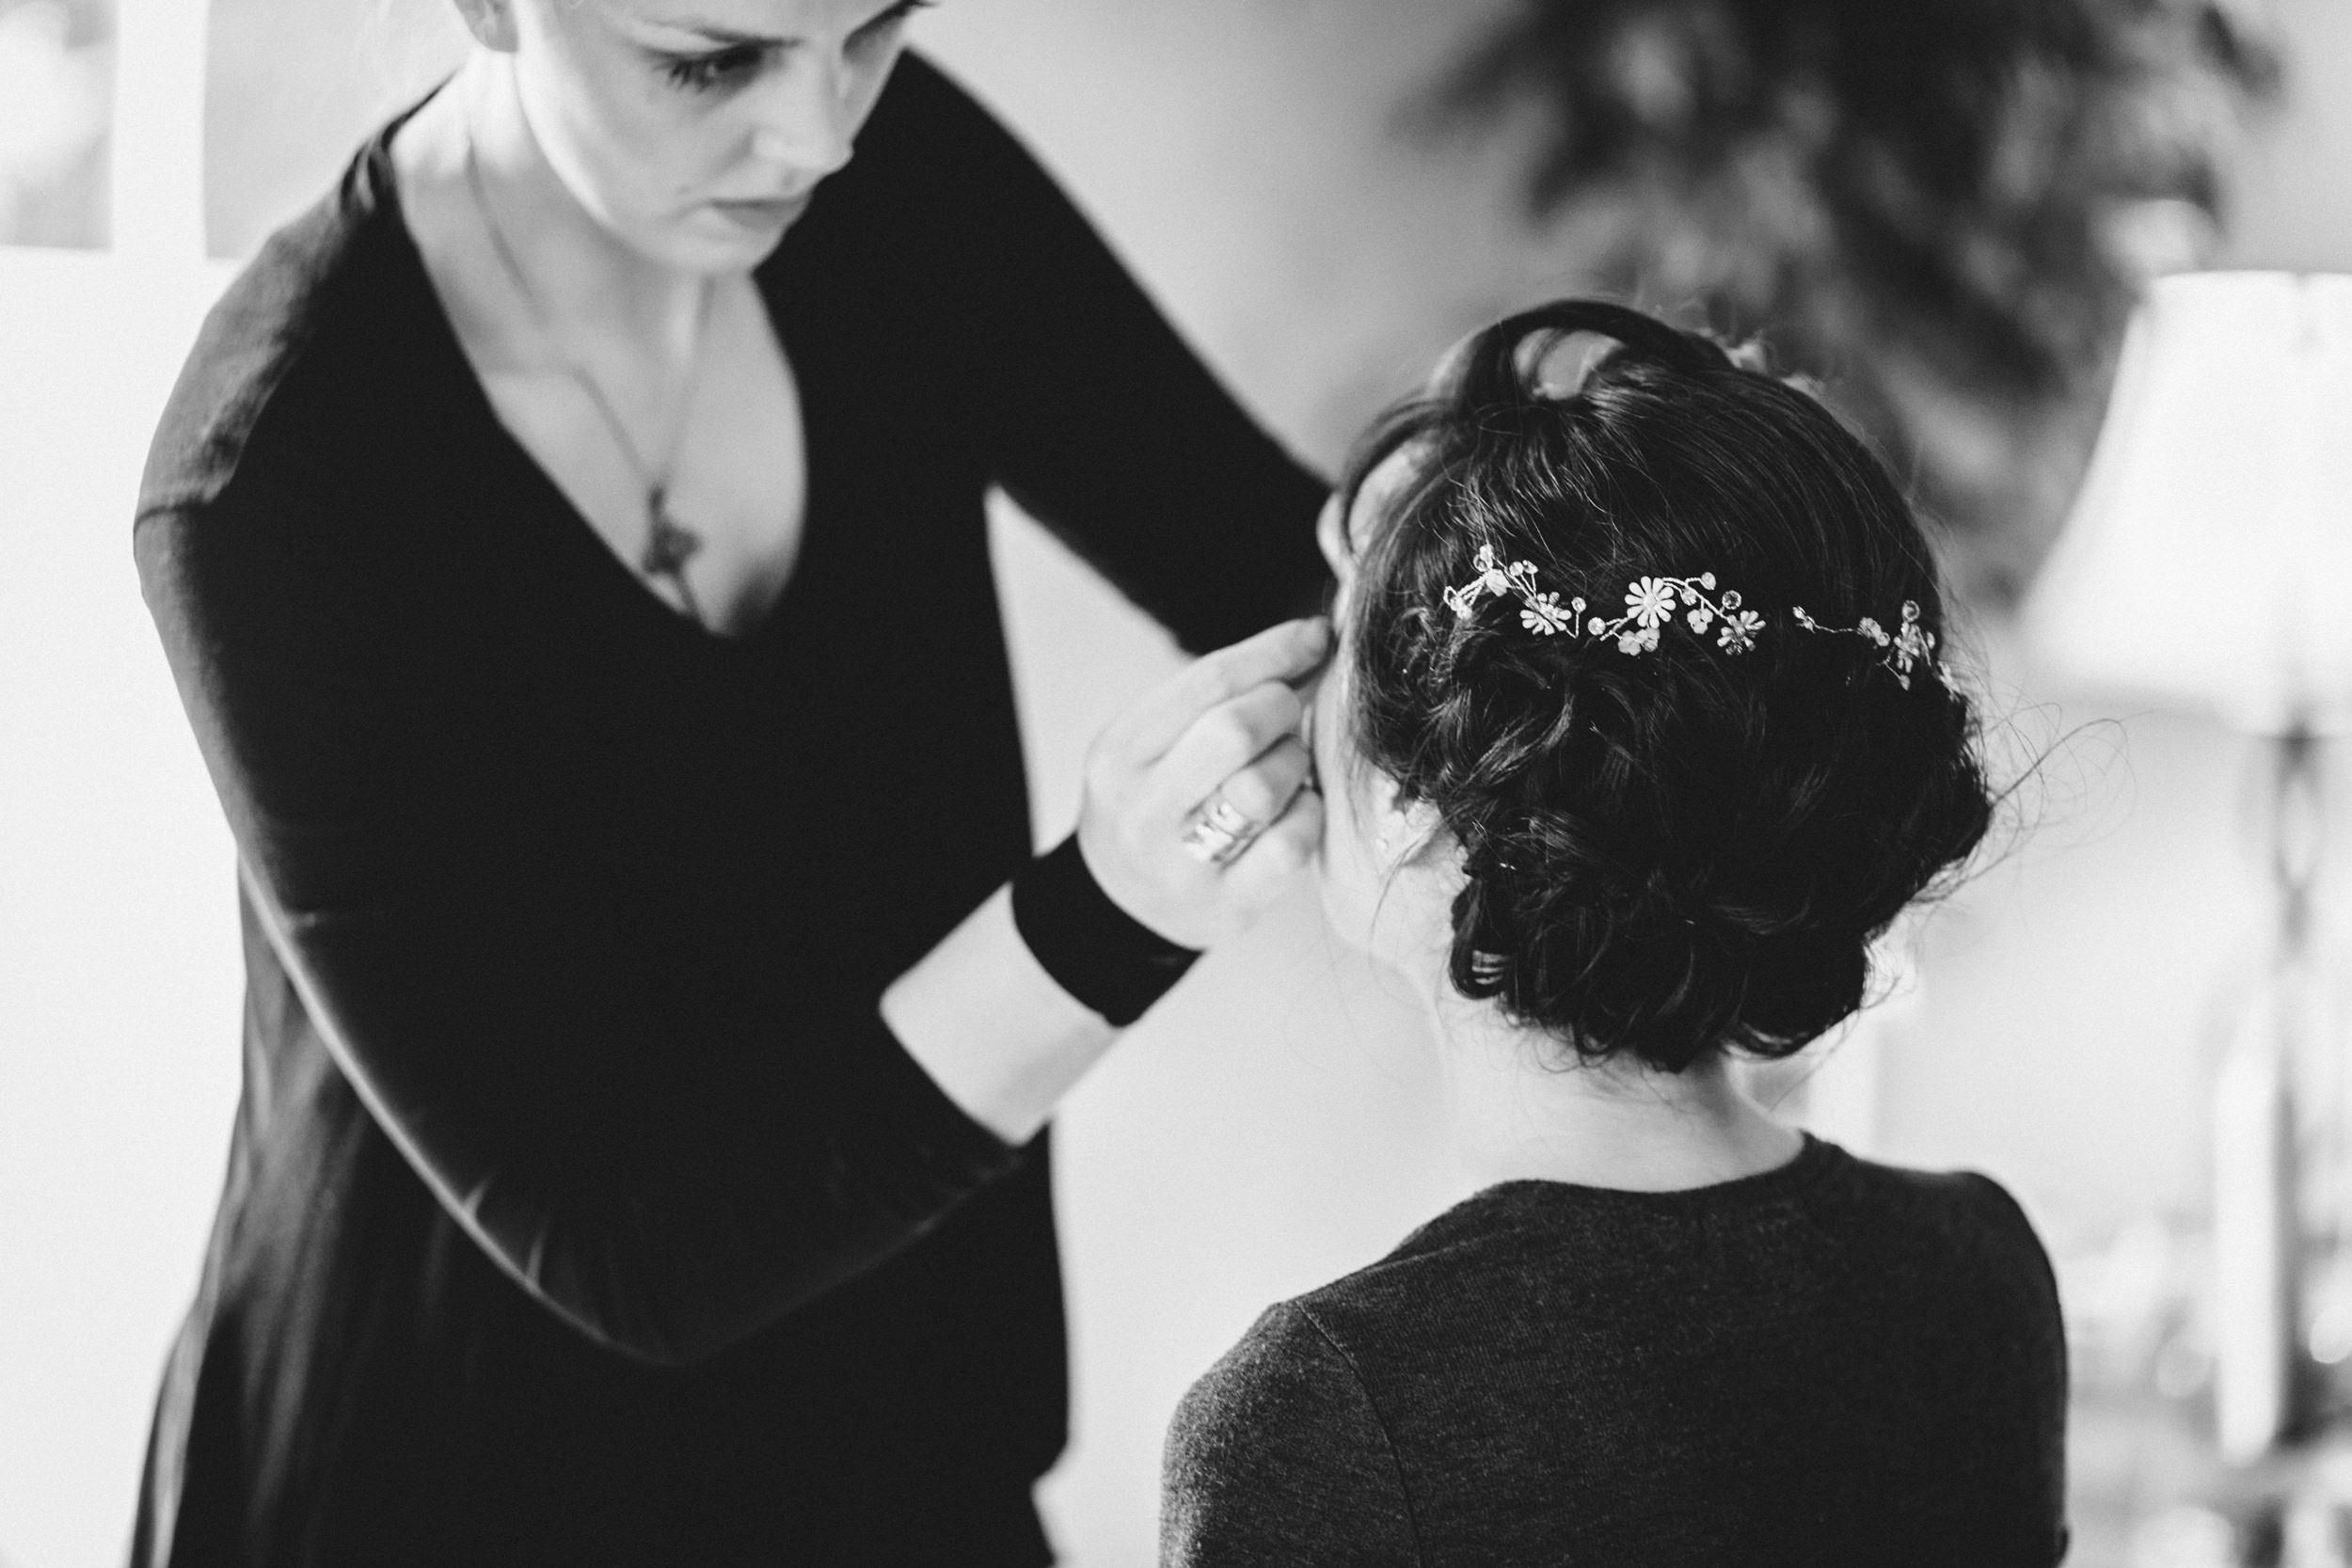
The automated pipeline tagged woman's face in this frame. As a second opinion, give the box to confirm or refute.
[1307,447,1455,972]
[500,0,924,273]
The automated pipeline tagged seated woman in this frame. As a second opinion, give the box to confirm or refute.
[1161,301,2067,1567]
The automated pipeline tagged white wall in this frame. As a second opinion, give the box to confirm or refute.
[0,249,242,1568]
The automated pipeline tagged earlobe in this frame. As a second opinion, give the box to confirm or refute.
[453,0,519,51]
[1372,784,1445,869]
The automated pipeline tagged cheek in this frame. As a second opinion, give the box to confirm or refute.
[602,87,722,207]
[518,40,683,210]
[841,42,905,130]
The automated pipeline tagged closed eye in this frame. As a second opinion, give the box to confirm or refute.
[660,40,770,92]
[663,41,771,92]
[656,0,930,93]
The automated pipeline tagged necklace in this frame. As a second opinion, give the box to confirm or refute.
[462,132,715,626]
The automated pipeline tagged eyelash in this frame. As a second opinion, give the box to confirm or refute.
[660,1,933,94]
[662,45,764,92]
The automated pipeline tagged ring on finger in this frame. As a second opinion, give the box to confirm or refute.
[1181,792,1263,865]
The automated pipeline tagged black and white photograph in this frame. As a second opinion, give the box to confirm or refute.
[2,0,2348,1563]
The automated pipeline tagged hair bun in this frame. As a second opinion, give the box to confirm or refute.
[1449,300,1726,410]
[1336,297,1994,1073]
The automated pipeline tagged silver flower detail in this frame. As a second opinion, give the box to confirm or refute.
[1891,601,1934,672]
[1626,578,1677,628]
[1788,600,1949,691]
[1520,593,1573,635]
[1443,544,1517,619]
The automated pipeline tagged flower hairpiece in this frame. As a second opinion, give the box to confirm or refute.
[1585,573,1762,656]
[1442,546,1757,656]
[1439,544,1948,689]
[1791,601,1948,690]
[1442,545,1579,633]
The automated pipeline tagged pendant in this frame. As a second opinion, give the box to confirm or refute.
[639,486,705,582]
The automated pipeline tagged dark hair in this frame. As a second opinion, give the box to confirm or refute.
[1338,299,1993,1073]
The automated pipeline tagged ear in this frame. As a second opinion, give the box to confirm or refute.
[1369,777,1449,873]
[453,0,520,52]
[1316,492,1349,575]
[1317,494,1360,626]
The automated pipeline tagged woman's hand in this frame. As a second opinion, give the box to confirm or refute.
[882,617,1330,1143]
[1077,616,1331,950]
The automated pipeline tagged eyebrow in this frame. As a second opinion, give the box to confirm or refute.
[654,17,781,45]
[655,0,912,47]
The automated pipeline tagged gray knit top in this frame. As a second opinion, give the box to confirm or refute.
[1162,1136,2067,1567]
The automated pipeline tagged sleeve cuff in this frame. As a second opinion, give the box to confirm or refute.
[835,999,1025,1210]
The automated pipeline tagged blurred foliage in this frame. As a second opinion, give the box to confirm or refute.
[1440,0,2278,599]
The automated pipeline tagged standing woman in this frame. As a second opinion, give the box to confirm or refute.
[131,2,1328,1563]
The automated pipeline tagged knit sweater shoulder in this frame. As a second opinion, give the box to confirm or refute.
[1162,1136,2069,1568]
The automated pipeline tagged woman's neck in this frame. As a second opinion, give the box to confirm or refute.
[1426,988,1804,1196]
[402,54,712,356]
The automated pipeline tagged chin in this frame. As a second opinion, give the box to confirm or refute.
[677,228,789,275]
[621,211,788,276]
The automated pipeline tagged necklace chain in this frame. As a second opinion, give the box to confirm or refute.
[462,129,714,626]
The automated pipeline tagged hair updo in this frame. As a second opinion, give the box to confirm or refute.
[1338,299,1994,1074]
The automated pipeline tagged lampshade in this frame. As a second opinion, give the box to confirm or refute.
[2024,272,2352,736]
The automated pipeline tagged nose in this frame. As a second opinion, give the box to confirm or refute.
[748,53,855,182]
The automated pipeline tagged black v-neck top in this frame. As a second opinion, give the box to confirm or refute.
[131,56,1324,1568]
[1164,1138,2070,1567]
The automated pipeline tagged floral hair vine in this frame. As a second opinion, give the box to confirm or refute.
[1439,544,1951,689]
[1790,601,1946,691]
[1440,545,1759,654]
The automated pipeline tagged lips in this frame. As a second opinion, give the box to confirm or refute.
[709,192,811,228]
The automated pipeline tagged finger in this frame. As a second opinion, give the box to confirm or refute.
[1193,734,1311,829]
[1151,683,1304,812]
[1219,780,1324,895]
[1101,617,1329,763]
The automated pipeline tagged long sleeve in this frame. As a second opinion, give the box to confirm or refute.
[135,412,1019,1368]
[1162,1304,1422,1568]
[861,55,1331,656]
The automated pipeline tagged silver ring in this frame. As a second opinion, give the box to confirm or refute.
[1181,793,1262,865]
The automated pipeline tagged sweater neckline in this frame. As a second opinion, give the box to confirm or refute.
[1460,1132,1842,1221]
